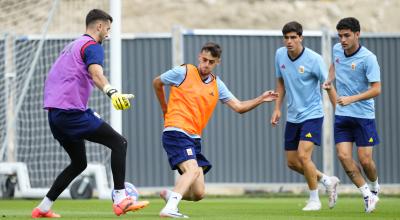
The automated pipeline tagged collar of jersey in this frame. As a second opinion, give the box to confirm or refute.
[287,47,305,62]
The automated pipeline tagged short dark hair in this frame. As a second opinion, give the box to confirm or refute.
[336,17,360,32]
[201,42,222,58]
[282,21,303,36]
[86,9,113,27]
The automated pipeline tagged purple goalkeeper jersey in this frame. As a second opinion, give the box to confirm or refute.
[44,35,103,110]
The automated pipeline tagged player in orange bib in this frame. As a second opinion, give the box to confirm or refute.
[153,42,278,218]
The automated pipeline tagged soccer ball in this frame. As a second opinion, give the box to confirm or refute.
[111,182,139,202]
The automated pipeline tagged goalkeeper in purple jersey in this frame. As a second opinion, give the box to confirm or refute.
[32,9,148,218]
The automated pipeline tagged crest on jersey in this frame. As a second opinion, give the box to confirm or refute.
[281,64,286,69]
[298,65,305,74]
[351,62,356,70]
[186,148,193,156]
[335,57,340,63]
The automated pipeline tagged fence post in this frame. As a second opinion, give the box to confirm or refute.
[172,26,184,67]
[4,33,16,162]
[321,27,334,176]
[171,26,184,183]
[110,0,122,134]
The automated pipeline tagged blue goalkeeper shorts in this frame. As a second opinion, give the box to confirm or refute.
[48,108,103,143]
[162,131,212,174]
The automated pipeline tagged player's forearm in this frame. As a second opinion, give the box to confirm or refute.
[93,74,110,91]
[234,96,265,114]
[351,86,381,103]
[273,80,285,111]
[89,64,110,90]
[153,78,168,114]
[273,94,284,111]
[326,86,337,107]
[155,89,168,114]
[328,63,336,83]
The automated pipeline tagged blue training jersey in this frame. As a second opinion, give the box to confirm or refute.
[275,47,327,123]
[333,43,380,119]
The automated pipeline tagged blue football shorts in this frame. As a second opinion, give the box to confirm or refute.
[334,115,380,146]
[48,108,103,144]
[284,117,323,151]
[162,131,212,174]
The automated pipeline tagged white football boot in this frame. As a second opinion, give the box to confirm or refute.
[302,200,321,211]
[364,194,379,213]
[327,176,340,209]
[160,207,189,218]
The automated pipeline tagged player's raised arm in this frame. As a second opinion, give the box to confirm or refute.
[224,90,278,114]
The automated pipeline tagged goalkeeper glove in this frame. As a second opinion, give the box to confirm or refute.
[103,85,135,110]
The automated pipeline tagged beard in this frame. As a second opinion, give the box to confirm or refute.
[199,67,210,75]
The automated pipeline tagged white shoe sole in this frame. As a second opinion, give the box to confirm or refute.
[160,212,189,218]
[160,208,189,218]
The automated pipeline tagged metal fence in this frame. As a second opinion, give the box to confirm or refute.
[122,30,400,186]
[121,35,173,187]
[3,30,399,190]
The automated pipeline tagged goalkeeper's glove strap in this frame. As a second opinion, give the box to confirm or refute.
[103,84,118,98]
[106,88,118,98]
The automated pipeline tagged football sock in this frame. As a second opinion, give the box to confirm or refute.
[165,191,183,210]
[359,183,373,198]
[163,189,172,200]
[37,197,53,213]
[113,189,127,204]
[319,174,332,187]
[370,177,379,191]
[309,189,319,201]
